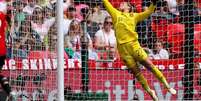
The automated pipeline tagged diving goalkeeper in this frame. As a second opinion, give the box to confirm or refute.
[103,0,176,100]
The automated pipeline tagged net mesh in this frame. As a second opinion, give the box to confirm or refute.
[5,0,201,100]
[8,0,57,100]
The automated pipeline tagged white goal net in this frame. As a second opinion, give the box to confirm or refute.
[5,0,201,100]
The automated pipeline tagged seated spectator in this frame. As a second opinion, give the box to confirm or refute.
[149,41,169,59]
[64,19,92,59]
[65,20,82,51]
[94,16,116,50]
[94,16,116,60]
[63,4,76,36]
[66,5,77,20]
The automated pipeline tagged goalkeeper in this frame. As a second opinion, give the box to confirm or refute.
[103,0,176,100]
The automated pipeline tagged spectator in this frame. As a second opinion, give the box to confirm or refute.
[63,1,75,35]
[94,16,116,50]
[64,19,92,59]
[149,41,169,59]
[66,5,77,20]
[157,1,170,14]
[94,16,116,60]
[65,20,81,51]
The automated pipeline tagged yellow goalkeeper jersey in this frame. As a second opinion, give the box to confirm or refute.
[103,0,156,44]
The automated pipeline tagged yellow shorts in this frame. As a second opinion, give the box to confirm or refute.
[117,41,148,73]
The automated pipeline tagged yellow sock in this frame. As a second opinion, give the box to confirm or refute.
[136,73,151,92]
[151,65,170,89]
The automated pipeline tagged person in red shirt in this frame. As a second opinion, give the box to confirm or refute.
[0,11,7,59]
[0,11,13,98]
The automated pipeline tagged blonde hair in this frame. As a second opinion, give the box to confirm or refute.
[68,20,83,36]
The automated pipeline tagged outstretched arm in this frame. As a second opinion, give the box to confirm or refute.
[103,0,119,19]
[135,0,158,22]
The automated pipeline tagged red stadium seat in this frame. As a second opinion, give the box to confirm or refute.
[131,0,142,12]
[194,24,201,31]
[167,24,185,58]
[194,24,201,54]
[97,51,108,60]
[109,0,142,12]
[112,58,124,68]
[151,19,168,42]
[88,60,96,69]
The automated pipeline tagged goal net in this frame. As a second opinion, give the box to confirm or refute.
[8,0,58,100]
[6,0,201,100]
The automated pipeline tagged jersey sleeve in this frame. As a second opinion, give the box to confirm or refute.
[0,12,7,32]
[103,0,119,20]
[135,3,156,22]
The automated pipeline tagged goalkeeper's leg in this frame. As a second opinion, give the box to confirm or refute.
[140,59,176,95]
[129,63,158,101]
[118,43,158,100]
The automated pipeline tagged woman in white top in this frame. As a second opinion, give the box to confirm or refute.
[64,20,93,59]
[94,16,116,50]
[94,16,117,59]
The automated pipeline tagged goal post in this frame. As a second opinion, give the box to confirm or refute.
[56,0,64,101]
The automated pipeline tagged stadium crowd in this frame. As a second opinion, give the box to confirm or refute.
[1,0,201,61]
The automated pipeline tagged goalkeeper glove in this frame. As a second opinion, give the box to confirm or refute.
[151,0,160,5]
